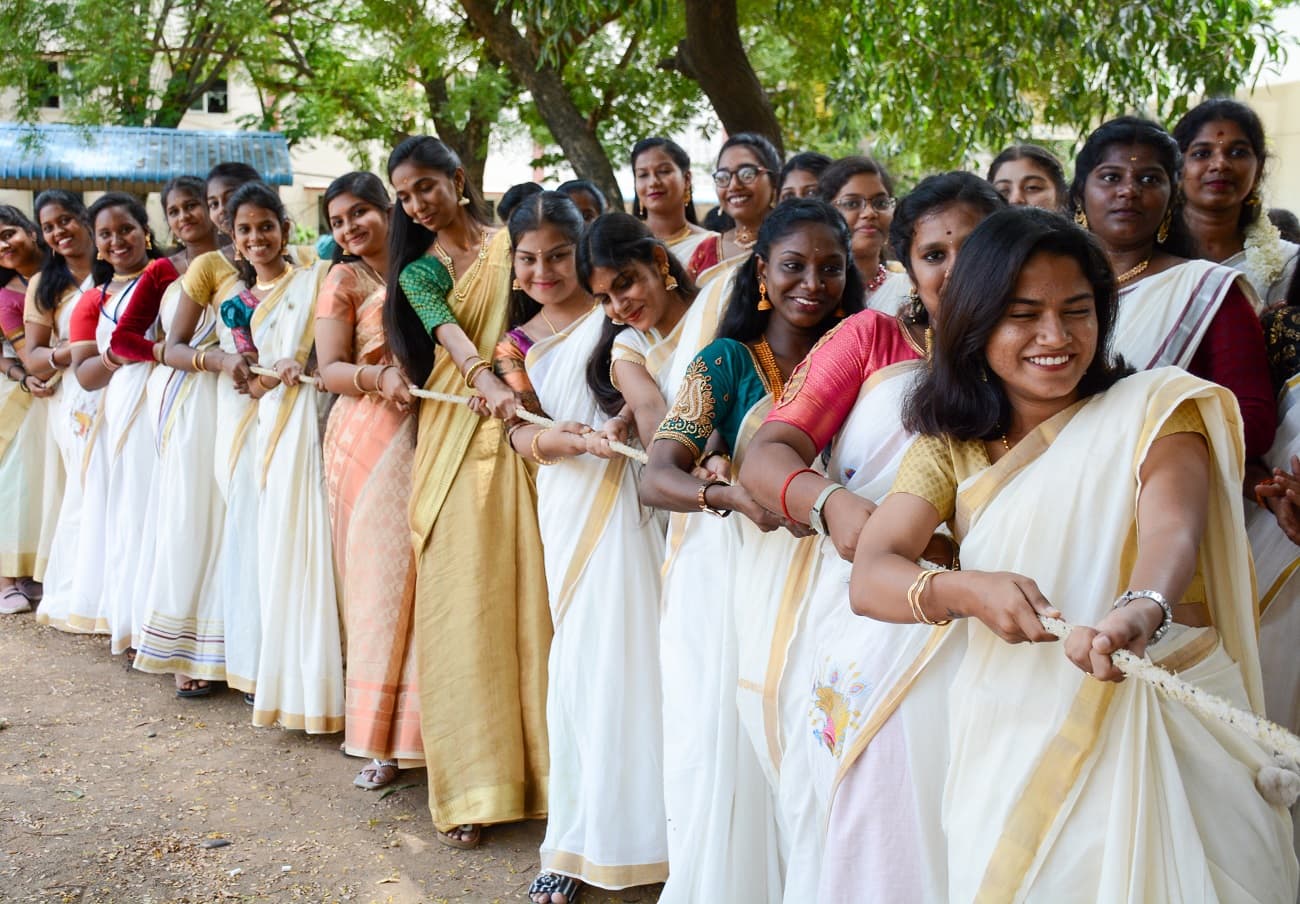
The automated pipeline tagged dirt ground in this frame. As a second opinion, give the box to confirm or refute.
[0,613,663,904]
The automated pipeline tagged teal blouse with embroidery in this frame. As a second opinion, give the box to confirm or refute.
[398,255,457,337]
[654,337,772,461]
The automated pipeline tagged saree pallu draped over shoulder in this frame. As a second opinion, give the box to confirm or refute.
[945,368,1296,903]
[408,229,550,832]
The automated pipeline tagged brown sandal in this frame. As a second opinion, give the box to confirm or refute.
[436,824,481,850]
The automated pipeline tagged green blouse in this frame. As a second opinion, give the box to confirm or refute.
[654,337,772,462]
[398,255,457,337]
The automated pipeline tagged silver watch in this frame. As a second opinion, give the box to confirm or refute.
[1113,589,1173,646]
[809,483,847,536]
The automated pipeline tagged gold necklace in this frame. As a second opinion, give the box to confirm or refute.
[539,309,560,336]
[435,228,490,303]
[751,337,785,398]
[111,266,147,281]
[1115,256,1151,284]
[255,264,292,292]
[539,302,596,339]
[432,241,456,280]
[663,223,692,245]
[897,315,932,360]
[734,225,757,250]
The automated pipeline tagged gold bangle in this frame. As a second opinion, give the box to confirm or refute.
[190,349,202,372]
[375,364,398,395]
[907,569,950,626]
[463,359,491,389]
[352,364,370,395]
[530,428,561,465]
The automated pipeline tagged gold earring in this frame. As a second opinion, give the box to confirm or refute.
[1247,188,1263,208]
[757,279,772,311]
[1073,209,1088,229]
[660,262,678,293]
[233,247,242,262]
[684,185,693,207]
[458,196,470,207]
[512,278,522,291]
[96,249,105,261]
[1156,208,1172,244]
[145,234,153,251]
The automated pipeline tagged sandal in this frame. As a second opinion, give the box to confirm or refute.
[527,872,582,903]
[353,759,400,790]
[0,586,31,615]
[15,578,42,602]
[175,677,214,698]
[436,824,481,850]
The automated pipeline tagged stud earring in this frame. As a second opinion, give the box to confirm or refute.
[1073,209,1089,230]
[757,279,772,311]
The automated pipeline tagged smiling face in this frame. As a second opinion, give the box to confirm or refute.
[0,221,41,277]
[634,147,688,217]
[908,202,987,320]
[1080,143,1172,250]
[715,145,774,222]
[165,187,215,247]
[206,176,245,236]
[991,158,1062,210]
[232,203,288,271]
[779,168,820,202]
[39,203,91,261]
[587,245,677,334]
[1181,119,1261,215]
[985,250,1098,419]
[833,172,894,267]
[513,223,581,307]
[757,221,846,330]
[93,205,149,275]
[391,160,462,234]
[327,191,389,260]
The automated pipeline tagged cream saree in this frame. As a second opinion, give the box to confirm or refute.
[32,275,102,632]
[529,307,668,888]
[666,229,717,272]
[945,368,1295,903]
[409,229,550,832]
[248,263,343,733]
[132,281,227,680]
[1110,260,1250,370]
[662,251,749,397]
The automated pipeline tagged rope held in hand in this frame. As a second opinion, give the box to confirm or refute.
[408,386,648,464]
[1039,615,1300,762]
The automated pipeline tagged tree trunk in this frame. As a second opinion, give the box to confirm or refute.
[666,0,784,155]
[421,70,489,190]
[457,0,625,210]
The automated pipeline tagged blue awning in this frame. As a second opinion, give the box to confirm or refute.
[0,123,293,192]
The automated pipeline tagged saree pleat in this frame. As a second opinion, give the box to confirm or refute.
[408,229,550,831]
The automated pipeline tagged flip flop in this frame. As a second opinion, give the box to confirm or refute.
[527,872,583,903]
[353,760,400,790]
[0,586,31,615]
[436,824,482,850]
[175,680,214,698]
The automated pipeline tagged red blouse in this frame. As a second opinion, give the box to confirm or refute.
[686,235,722,282]
[108,258,181,362]
[766,309,923,450]
[68,285,107,345]
[1186,284,1275,458]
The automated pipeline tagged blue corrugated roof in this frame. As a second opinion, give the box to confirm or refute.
[0,123,293,191]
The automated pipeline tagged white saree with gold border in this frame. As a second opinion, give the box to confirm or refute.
[530,307,669,889]
[945,368,1295,903]
[247,263,343,733]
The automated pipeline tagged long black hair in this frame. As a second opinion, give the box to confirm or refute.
[86,192,162,287]
[1172,98,1269,237]
[904,207,1132,441]
[33,190,90,312]
[888,172,1006,324]
[506,191,586,328]
[0,205,47,289]
[630,137,699,225]
[323,171,391,265]
[718,198,864,344]
[987,144,1069,209]
[578,213,697,416]
[1070,116,1191,258]
[382,136,490,387]
[224,182,290,286]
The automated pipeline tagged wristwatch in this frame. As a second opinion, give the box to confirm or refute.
[1113,589,1174,646]
[697,479,731,518]
[808,483,847,536]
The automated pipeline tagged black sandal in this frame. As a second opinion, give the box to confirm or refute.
[527,872,582,903]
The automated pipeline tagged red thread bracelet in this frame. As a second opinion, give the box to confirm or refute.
[780,467,819,523]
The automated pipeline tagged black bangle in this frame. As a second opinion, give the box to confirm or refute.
[17,373,31,392]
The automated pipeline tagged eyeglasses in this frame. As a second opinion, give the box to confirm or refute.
[712,165,771,188]
[834,196,896,214]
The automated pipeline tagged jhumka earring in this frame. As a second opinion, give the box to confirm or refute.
[1156,208,1172,244]
[458,196,470,207]
[512,278,522,291]
[145,234,153,251]
[757,279,772,311]
[684,185,693,207]
[661,262,678,293]
[96,249,105,261]
[1073,209,1089,229]
[1247,188,1263,208]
